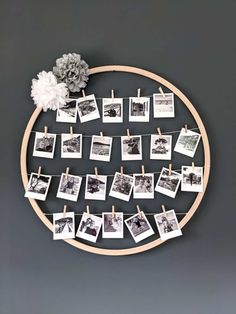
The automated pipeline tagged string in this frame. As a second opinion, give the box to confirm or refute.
[69,94,161,100]
[43,212,187,216]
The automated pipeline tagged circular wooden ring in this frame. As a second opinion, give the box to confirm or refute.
[20,65,211,256]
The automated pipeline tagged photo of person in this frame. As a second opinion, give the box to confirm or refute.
[77,94,100,123]
[56,99,77,123]
[129,97,150,122]
[154,209,182,241]
[109,172,134,202]
[85,174,107,200]
[24,173,52,201]
[153,93,175,118]
[102,212,124,238]
[61,133,82,158]
[174,128,201,158]
[155,167,181,198]
[89,135,113,162]
[181,166,204,192]
[150,135,172,160]
[133,173,154,199]
[76,212,102,243]
[33,132,56,159]
[53,212,75,240]
[56,173,82,202]
[121,135,142,160]
[125,211,154,243]
[102,98,123,123]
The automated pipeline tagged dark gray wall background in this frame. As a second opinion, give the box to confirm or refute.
[1,1,235,313]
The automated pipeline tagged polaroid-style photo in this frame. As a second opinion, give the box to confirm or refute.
[61,133,82,158]
[181,166,204,192]
[129,97,150,122]
[85,174,107,201]
[102,98,123,123]
[155,167,181,198]
[56,173,82,202]
[77,94,100,123]
[53,212,75,240]
[102,212,123,239]
[89,135,113,162]
[24,173,52,201]
[174,128,201,158]
[33,132,56,159]
[56,99,77,123]
[153,93,175,118]
[150,135,172,160]
[121,135,142,161]
[133,173,154,199]
[109,172,134,202]
[154,209,182,241]
[76,212,102,243]
[125,211,154,243]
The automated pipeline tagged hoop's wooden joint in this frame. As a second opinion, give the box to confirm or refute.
[159,87,165,98]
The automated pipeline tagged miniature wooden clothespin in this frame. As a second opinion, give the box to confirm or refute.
[100,131,104,140]
[185,124,188,133]
[94,167,99,179]
[159,87,166,98]
[120,166,124,177]
[127,128,131,140]
[111,89,115,102]
[82,89,86,98]
[192,162,195,171]
[70,126,73,139]
[44,126,48,138]
[136,205,142,218]
[86,205,90,215]
[141,165,145,177]
[65,167,70,179]
[137,88,141,99]
[37,166,42,178]
[157,127,162,137]
[161,204,167,217]
[168,163,172,176]
[112,205,116,219]
[63,205,67,218]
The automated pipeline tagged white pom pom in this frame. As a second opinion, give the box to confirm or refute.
[31,71,68,112]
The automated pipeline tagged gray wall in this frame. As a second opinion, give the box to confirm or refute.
[1,1,236,313]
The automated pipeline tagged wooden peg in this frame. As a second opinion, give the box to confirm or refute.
[94,167,98,179]
[159,87,166,98]
[192,162,195,171]
[82,90,86,98]
[86,205,90,215]
[37,166,42,178]
[70,126,73,138]
[161,204,167,217]
[137,88,141,98]
[157,127,162,137]
[127,128,131,140]
[112,205,115,219]
[44,125,48,138]
[168,163,172,176]
[111,89,115,101]
[65,167,70,179]
[185,124,188,133]
[120,166,124,177]
[63,205,67,218]
[136,205,142,218]
[141,165,145,177]
[100,131,104,140]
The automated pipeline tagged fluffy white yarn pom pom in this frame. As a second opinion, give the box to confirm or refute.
[31,71,68,112]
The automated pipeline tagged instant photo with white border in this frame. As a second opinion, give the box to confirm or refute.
[181,166,204,192]
[85,174,107,201]
[89,135,113,162]
[24,172,52,201]
[121,135,142,161]
[77,94,100,123]
[153,93,175,118]
[56,173,82,202]
[56,99,77,123]
[102,212,124,239]
[33,132,56,159]
[155,167,181,198]
[154,209,182,241]
[102,98,123,123]
[109,172,134,202]
[61,133,82,158]
[150,134,172,160]
[129,97,150,122]
[76,212,102,243]
[53,212,75,240]
[174,128,201,158]
[133,173,154,199]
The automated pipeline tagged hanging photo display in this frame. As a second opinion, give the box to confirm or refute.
[76,212,102,243]
[89,135,113,162]
[174,128,201,158]
[153,93,175,118]
[33,132,56,159]
[61,133,82,158]
[77,94,100,123]
[150,134,172,160]
[102,212,124,239]
[154,209,182,241]
[181,166,204,192]
[109,172,134,202]
[85,174,107,200]
[129,97,150,122]
[121,135,142,161]
[53,212,75,240]
[133,173,154,199]
[24,172,52,201]
[155,167,181,198]
[102,98,123,123]
[56,99,77,123]
[56,173,82,202]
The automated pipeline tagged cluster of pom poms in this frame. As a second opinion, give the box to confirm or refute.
[31,53,89,112]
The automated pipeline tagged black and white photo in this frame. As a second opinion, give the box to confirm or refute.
[133,173,154,199]
[53,212,75,240]
[125,211,154,243]
[33,132,56,159]
[85,174,107,200]
[150,135,172,160]
[56,99,77,123]
[181,166,203,192]
[121,135,142,161]
[155,167,181,198]
[174,128,201,158]
[76,212,102,243]
[56,173,82,202]
[102,212,123,238]
[129,97,150,122]
[154,210,182,241]
[24,172,52,201]
[77,94,100,123]
[153,93,175,118]
[61,133,82,158]
[89,135,113,162]
[102,98,123,123]
[109,172,134,202]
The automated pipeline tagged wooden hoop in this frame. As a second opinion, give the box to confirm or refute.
[20,65,211,256]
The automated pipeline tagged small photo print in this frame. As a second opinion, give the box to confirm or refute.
[102,212,124,239]
[77,94,100,123]
[109,172,134,202]
[56,173,82,202]
[155,167,181,198]
[129,97,150,122]
[150,135,172,160]
[125,211,154,243]
[102,98,123,123]
[174,128,201,158]
[85,174,107,201]
[133,173,154,199]
[56,99,77,123]
[121,135,142,161]
[153,93,175,118]
[181,166,204,192]
[33,132,56,159]
[89,135,113,162]
[61,133,82,158]
[76,212,102,243]
[53,212,75,240]
[24,173,52,201]
[154,210,182,241]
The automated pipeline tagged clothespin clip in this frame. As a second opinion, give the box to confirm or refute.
[94,167,99,179]
[157,127,162,138]
[137,88,141,99]
[86,205,90,215]
[168,163,172,176]
[192,162,195,171]
[161,204,167,217]
[63,205,67,218]
[65,167,70,179]
[141,165,145,177]
[159,87,166,98]
[112,205,116,219]
[44,126,48,138]
[100,131,104,140]
[37,166,42,178]
[111,89,115,102]
[184,124,188,133]
[136,205,142,218]
[82,89,86,98]
[120,166,124,177]
[127,128,131,140]
[70,126,73,139]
